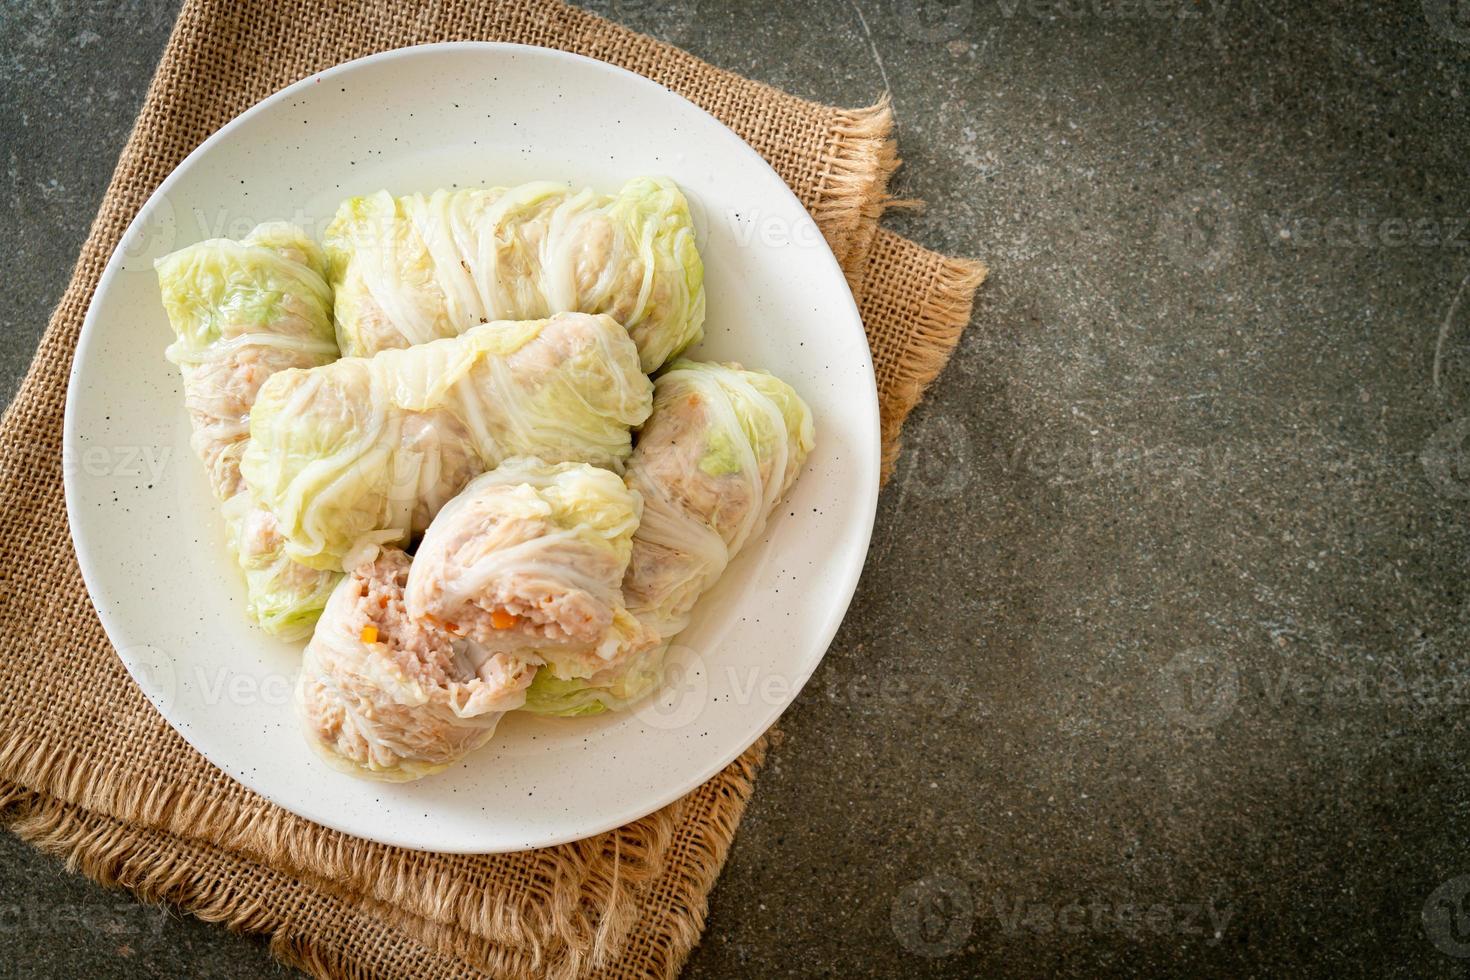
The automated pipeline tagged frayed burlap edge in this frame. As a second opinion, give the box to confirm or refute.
[0,728,680,977]
[0,782,486,980]
[0,734,774,980]
[813,97,900,276]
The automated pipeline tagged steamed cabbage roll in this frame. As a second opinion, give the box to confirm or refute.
[406,458,657,681]
[296,547,535,781]
[241,312,653,573]
[324,176,705,371]
[157,223,343,638]
[521,361,815,716]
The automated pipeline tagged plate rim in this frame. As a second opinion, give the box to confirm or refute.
[63,40,881,853]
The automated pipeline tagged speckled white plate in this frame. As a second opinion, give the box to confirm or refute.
[64,43,878,853]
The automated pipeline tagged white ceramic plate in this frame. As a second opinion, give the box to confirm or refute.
[64,43,878,853]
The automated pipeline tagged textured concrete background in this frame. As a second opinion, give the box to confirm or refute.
[4,0,1470,976]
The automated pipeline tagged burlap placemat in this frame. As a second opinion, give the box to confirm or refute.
[0,1,987,977]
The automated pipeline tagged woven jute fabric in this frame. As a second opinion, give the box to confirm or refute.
[0,1,987,977]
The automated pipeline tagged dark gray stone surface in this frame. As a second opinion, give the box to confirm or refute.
[4,0,1470,976]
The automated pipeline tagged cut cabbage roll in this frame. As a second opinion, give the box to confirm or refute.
[296,548,535,781]
[406,457,657,681]
[242,312,654,573]
[520,361,815,717]
[324,176,705,372]
[157,223,343,638]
